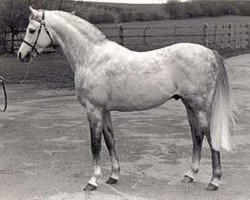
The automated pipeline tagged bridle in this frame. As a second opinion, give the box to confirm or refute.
[0,76,7,112]
[22,10,53,55]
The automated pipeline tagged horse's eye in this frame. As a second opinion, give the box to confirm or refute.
[29,29,35,34]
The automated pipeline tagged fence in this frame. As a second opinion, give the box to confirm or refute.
[2,30,25,53]
[100,23,250,52]
[1,23,250,53]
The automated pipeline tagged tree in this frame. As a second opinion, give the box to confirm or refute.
[185,2,203,18]
[0,0,30,33]
[0,0,66,52]
[0,0,66,33]
[29,0,64,10]
[165,0,186,19]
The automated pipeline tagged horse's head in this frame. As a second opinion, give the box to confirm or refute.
[18,7,53,62]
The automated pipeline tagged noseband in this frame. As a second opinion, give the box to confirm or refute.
[23,11,53,55]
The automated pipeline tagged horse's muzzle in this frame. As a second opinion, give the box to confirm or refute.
[18,52,31,63]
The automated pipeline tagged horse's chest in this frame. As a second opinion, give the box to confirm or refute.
[75,72,109,107]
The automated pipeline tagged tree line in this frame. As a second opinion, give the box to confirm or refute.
[2,0,250,40]
[166,0,250,19]
[0,0,166,34]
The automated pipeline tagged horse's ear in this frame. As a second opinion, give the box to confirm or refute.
[29,6,41,18]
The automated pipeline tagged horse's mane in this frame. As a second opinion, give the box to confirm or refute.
[52,10,106,43]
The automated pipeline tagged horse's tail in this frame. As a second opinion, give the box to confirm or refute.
[210,51,238,151]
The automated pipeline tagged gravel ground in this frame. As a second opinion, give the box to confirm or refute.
[0,53,249,200]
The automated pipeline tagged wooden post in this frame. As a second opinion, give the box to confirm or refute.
[214,25,217,47]
[59,0,63,9]
[202,23,208,46]
[234,24,237,48]
[240,24,243,48]
[11,31,14,53]
[3,29,7,52]
[222,25,225,49]
[247,24,250,49]
[118,25,124,46]
[143,26,147,46]
[172,25,177,44]
[228,24,232,48]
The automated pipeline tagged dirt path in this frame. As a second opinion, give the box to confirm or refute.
[0,54,250,200]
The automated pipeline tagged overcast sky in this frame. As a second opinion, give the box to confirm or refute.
[77,0,187,4]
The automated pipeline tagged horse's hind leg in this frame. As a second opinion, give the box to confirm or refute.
[206,135,221,191]
[181,99,221,191]
[181,102,205,183]
[103,111,120,184]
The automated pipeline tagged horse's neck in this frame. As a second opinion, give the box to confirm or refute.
[46,11,104,72]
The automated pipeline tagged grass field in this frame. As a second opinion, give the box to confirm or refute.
[98,15,250,28]
[97,15,250,51]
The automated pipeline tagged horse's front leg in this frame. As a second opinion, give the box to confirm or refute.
[103,111,120,184]
[84,105,104,191]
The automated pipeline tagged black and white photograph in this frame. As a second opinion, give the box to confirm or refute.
[0,0,249,199]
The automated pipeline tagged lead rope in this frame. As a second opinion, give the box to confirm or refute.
[19,60,33,84]
[0,76,7,112]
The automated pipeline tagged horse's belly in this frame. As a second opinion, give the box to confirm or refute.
[108,95,170,111]
[107,77,176,111]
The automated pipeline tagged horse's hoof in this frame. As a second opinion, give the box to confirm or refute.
[83,183,97,191]
[206,183,219,191]
[181,175,193,183]
[106,177,118,184]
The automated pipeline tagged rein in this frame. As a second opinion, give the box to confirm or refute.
[0,76,7,112]
[23,11,53,55]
